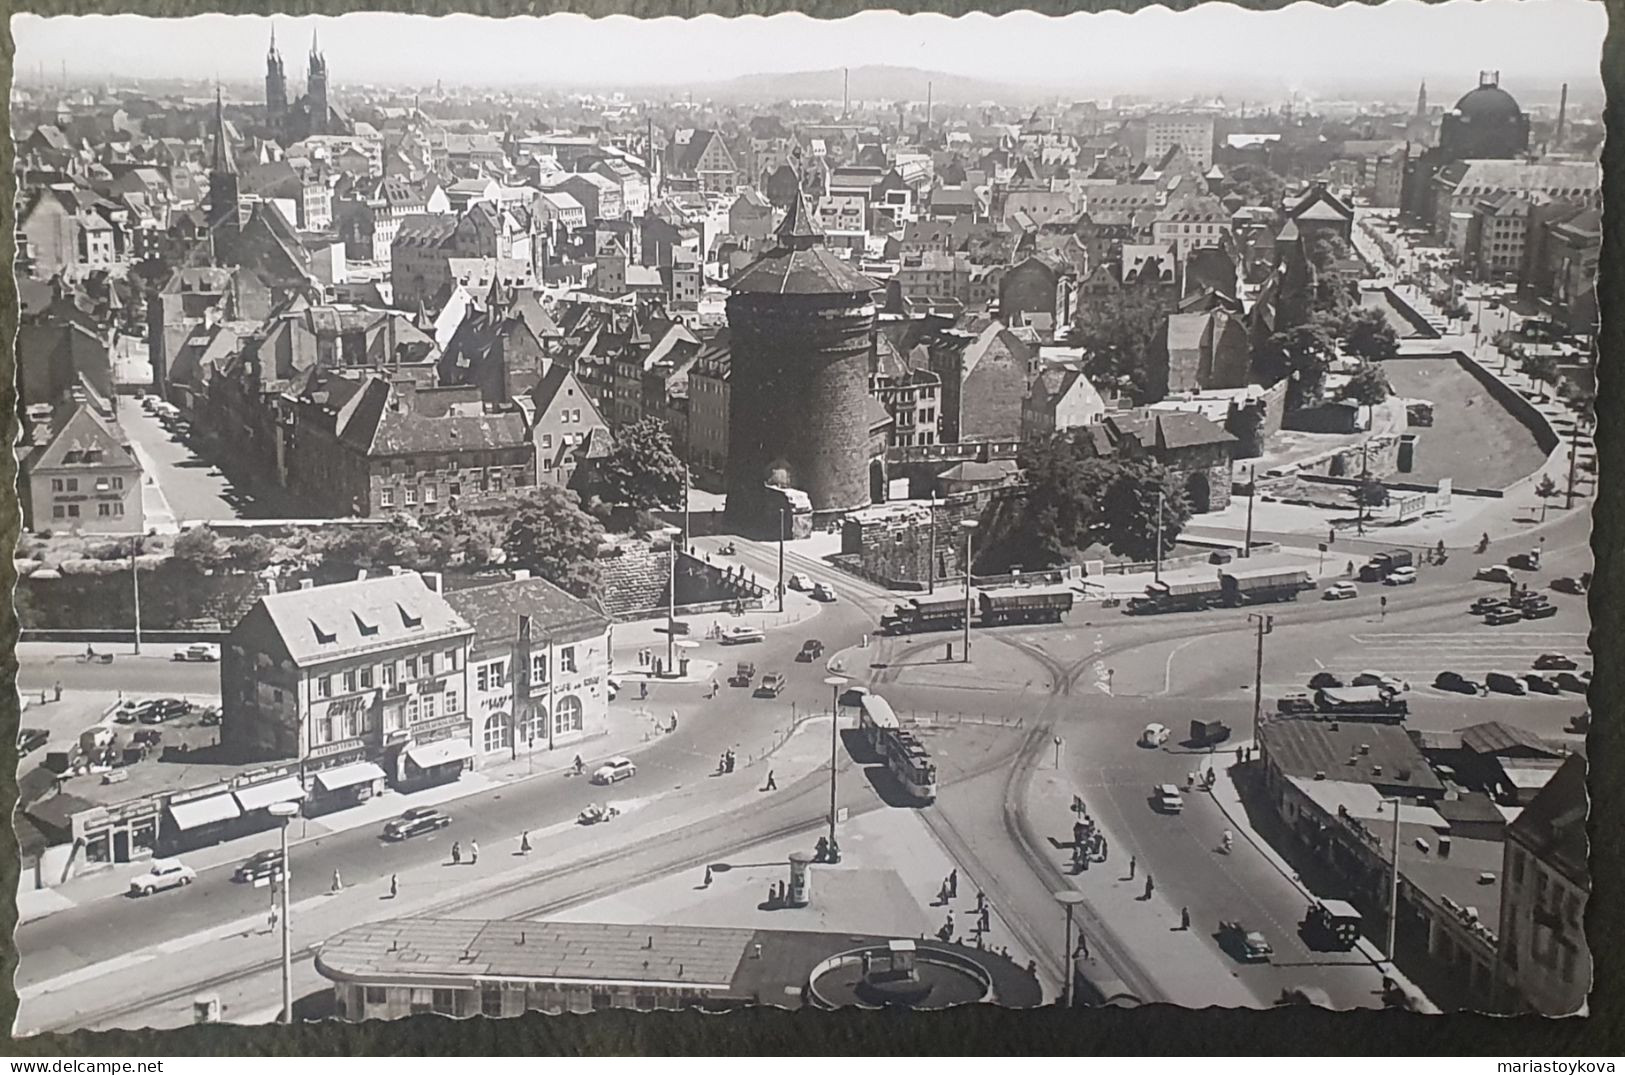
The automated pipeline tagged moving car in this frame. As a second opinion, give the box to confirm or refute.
[796,639,825,662]
[1484,608,1524,626]
[233,849,285,883]
[1218,921,1273,963]
[1470,596,1506,614]
[1322,582,1359,601]
[171,642,221,662]
[138,698,192,724]
[1522,603,1558,621]
[720,625,765,645]
[1553,672,1589,693]
[1475,565,1516,584]
[1139,723,1170,748]
[729,661,756,687]
[755,673,787,698]
[1551,576,1589,595]
[591,757,637,785]
[1485,672,1527,696]
[1523,674,1561,696]
[382,807,452,841]
[129,859,196,897]
[811,582,837,602]
[1383,566,1418,586]
[787,573,813,592]
[1434,671,1483,695]
[1534,653,1578,671]
[1153,784,1184,814]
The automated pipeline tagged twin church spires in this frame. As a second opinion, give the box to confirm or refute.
[264,24,332,138]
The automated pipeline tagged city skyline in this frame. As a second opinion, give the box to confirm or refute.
[12,0,1605,103]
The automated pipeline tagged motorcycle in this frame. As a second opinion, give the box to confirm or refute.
[719,542,737,556]
[577,803,620,826]
[76,650,114,665]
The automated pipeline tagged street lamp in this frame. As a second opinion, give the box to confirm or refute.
[959,519,978,663]
[1378,795,1404,966]
[1248,613,1274,744]
[824,675,848,852]
[268,800,299,1024]
[778,507,787,614]
[1243,466,1257,559]
[1053,889,1086,1008]
[1154,490,1165,580]
[662,526,681,674]
[131,550,143,656]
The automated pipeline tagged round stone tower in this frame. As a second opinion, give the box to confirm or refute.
[725,189,880,533]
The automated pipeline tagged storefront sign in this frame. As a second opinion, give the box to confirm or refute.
[324,696,370,719]
[411,715,470,737]
[480,693,514,712]
[309,738,365,760]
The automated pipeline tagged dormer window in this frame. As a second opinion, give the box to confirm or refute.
[353,611,379,637]
[398,603,423,629]
[311,619,338,646]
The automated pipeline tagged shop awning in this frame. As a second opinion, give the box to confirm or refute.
[167,794,242,831]
[406,739,476,769]
[234,777,308,812]
[313,761,388,793]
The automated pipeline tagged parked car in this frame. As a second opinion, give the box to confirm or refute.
[1523,674,1561,696]
[171,642,220,662]
[1475,565,1516,584]
[721,626,765,645]
[1384,566,1418,586]
[1323,582,1358,601]
[1435,671,1483,695]
[1534,653,1578,671]
[1352,671,1408,693]
[1152,784,1184,814]
[787,573,813,592]
[1308,672,1343,690]
[233,849,285,883]
[1276,693,1317,715]
[591,757,637,785]
[811,582,837,602]
[1566,711,1591,734]
[1553,672,1589,693]
[138,698,192,724]
[129,859,196,897]
[1485,672,1527,696]
[1522,603,1559,621]
[1219,921,1274,963]
[1140,723,1170,748]
[755,673,787,698]
[796,639,824,662]
[1551,576,1588,595]
[729,661,756,687]
[382,807,452,841]
[1469,596,1505,614]
[17,728,49,756]
[1484,608,1524,626]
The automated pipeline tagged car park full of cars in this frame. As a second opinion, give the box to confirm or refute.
[1485,672,1527,696]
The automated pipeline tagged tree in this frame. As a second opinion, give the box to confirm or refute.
[1224,163,1286,208]
[1560,380,1596,429]
[1071,287,1170,404]
[1519,353,1562,401]
[1356,479,1389,508]
[1098,460,1191,562]
[227,534,276,573]
[1010,434,1114,566]
[1339,362,1392,427]
[1224,400,1267,460]
[501,484,606,598]
[1342,308,1400,363]
[1535,473,1559,522]
[596,418,684,513]
[1255,321,1337,409]
[171,525,227,569]
[418,509,501,569]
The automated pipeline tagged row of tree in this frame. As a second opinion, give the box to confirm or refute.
[1252,305,1398,413]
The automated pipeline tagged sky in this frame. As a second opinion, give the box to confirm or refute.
[10,0,1606,101]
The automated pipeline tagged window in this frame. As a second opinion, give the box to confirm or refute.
[481,986,504,1017]
[482,712,511,752]
[359,666,374,689]
[53,504,66,519]
[541,434,552,450]
[65,478,78,493]
[343,670,357,693]
[424,485,437,505]
[97,503,112,517]
[554,694,583,735]
[422,693,439,721]
[67,504,80,518]
[407,696,420,722]
[423,653,436,676]
[382,662,397,687]
[432,990,456,1016]
[531,652,549,686]
[445,650,460,671]
[445,687,460,713]
[317,675,332,699]
[51,478,64,493]
[365,987,386,1007]
[560,646,577,674]
[405,656,419,679]
[404,486,418,506]
[381,488,395,508]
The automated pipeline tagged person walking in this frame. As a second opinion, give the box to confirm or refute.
[1128,855,1137,881]
[451,841,462,866]
[764,770,777,791]
[520,831,532,855]
[53,681,62,702]
[331,869,343,893]
[470,840,479,865]
[945,910,955,938]
[389,874,398,899]
[938,879,950,906]
[703,865,713,887]
[948,868,958,899]
[267,906,279,934]
[1144,875,1154,901]
[1180,906,1191,931]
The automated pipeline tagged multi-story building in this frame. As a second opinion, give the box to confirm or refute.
[20,402,145,534]
[1022,365,1107,442]
[686,331,730,484]
[221,571,476,812]
[443,573,613,763]
[1469,192,1532,282]
[1151,195,1232,260]
[894,251,972,304]
[668,130,738,196]
[1146,114,1216,172]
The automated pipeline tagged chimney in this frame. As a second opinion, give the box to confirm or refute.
[356,569,368,581]
[511,568,531,581]
[392,379,417,414]
[389,565,404,575]
[300,578,314,590]
[1439,835,1452,859]
[424,571,443,594]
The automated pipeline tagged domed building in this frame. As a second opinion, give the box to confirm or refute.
[1439,70,1530,161]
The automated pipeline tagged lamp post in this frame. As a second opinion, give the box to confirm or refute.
[131,550,142,656]
[1154,490,1165,581]
[1357,442,1370,536]
[824,675,848,850]
[1243,466,1256,559]
[1248,613,1273,744]
[927,494,938,595]
[959,519,978,663]
[1379,794,1403,965]
[778,507,787,614]
[268,800,299,1024]
[682,455,691,548]
[663,526,680,673]
[1054,889,1086,1008]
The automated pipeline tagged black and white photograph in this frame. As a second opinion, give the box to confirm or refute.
[7,0,1601,1038]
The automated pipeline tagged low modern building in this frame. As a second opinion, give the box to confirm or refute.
[442,573,614,762]
[220,570,476,813]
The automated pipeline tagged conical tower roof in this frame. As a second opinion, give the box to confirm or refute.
[730,177,877,297]
[210,89,236,177]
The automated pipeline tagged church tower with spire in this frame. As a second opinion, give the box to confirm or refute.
[307,29,330,136]
[265,26,288,127]
[1415,80,1428,119]
[207,89,241,267]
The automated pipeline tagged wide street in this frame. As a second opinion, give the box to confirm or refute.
[115,399,258,524]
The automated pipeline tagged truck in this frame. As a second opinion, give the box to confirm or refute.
[1313,685,1409,721]
[1189,718,1232,747]
[977,585,1074,625]
[1357,549,1415,583]
[1125,577,1224,615]
[1219,567,1316,606]
[880,595,967,635]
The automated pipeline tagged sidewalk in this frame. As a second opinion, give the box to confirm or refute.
[1204,739,1442,1015]
[125,440,179,534]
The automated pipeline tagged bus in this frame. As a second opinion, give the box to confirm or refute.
[856,692,936,803]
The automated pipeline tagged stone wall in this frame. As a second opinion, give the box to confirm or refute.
[17,560,269,631]
[836,485,1024,589]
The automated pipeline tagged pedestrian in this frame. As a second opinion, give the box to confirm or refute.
[389,873,398,899]
[470,840,479,865]
[709,680,719,698]
[451,841,462,866]
[53,681,61,702]
[1144,875,1154,900]
[938,879,950,906]
[703,865,713,887]
[976,889,987,913]
[764,770,777,791]
[1076,932,1089,960]
[520,830,531,855]
[670,710,679,733]
[861,951,872,977]
[979,907,990,934]
[1180,906,1191,931]
[948,868,958,899]
[640,682,649,700]
[1129,855,1137,881]
[268,906,279,933]
[767,884,777,907]
[331,869,343,893]
[945,910,955,937]
[1073,820,1086,845]
[1328,527,1335,546]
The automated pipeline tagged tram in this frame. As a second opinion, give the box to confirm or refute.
[856,692,937,804]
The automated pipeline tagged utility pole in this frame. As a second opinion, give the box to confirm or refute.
[1154,491,1165,581]
[1358,443,1370,536]
[825,675,847,851]
[777,507,787,614]
[268,801,299,1024]
[1384,795,1403,965]
[1243,466,1257,558]
[131,551,142,655]
[665,527,678,673]
[1248,613,1273,744]
[682,456,691,548]
[1054,890,1085,1008]
[927,495,938,595]
[960,519,978,663]
[1565,422,1581,511]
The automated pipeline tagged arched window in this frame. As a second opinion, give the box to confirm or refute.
[518,704,547,747]
[482,712,512,753]
[553,695,583,736]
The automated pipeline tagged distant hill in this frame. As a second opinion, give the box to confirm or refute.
[695,65,1026,106]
